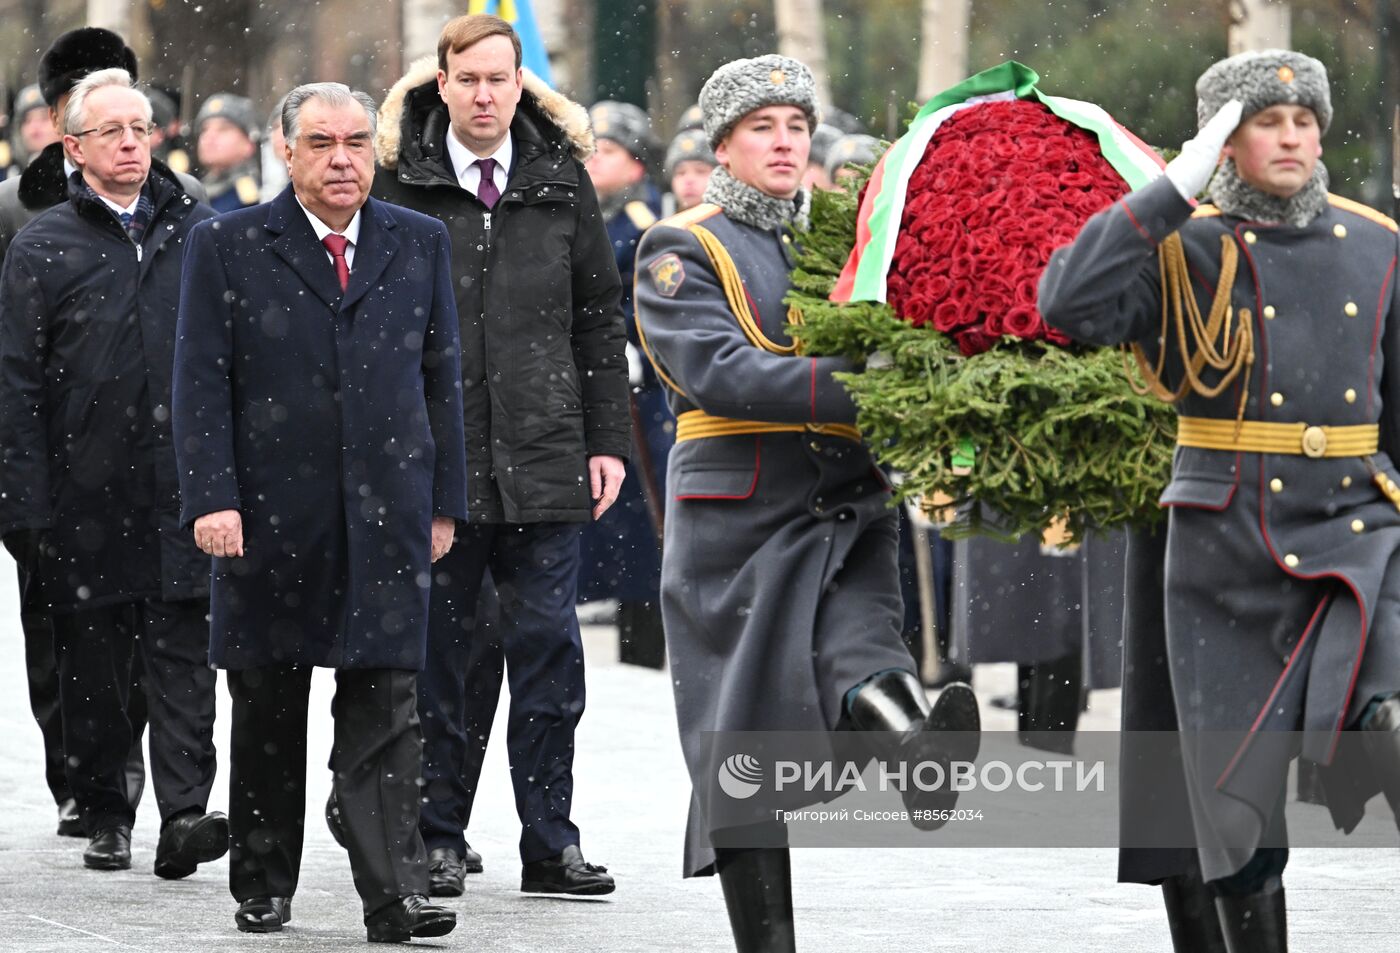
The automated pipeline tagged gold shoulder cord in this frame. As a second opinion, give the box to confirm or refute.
[688,224,804,356]
[1123,232,1254,429]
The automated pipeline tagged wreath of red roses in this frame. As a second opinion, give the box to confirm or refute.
[884,99,1131,357]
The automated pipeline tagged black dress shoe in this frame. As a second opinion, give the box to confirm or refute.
[235,897,292,933]
[325,789,347,849]
[428,847,465,897]
[56,798,84,838]
[154,810,230,879]
[521,844,615,896]
[83,826,132,870]
[365,895,456,943]
[461,841,483,874]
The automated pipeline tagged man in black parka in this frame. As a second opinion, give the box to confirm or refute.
[0,69,224,877]
[0,26,205,842]
[372,13,629,896]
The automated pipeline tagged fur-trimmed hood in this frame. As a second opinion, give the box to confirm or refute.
[376,55,594,170]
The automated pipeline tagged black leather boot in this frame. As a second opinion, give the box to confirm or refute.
[846,669,981,829]
[716,847,795,953]
[1161,870,1227,953]
[1362,692,1400,827]
[1214,887,1287,953]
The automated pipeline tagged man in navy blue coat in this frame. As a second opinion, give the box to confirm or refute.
[173,82,468,942]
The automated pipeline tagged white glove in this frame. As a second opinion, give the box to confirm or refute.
[625,342,644,387]
[1164,99,1244,201]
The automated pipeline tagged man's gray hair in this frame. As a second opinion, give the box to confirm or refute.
[281,83,377,142]
[63,68,150,136]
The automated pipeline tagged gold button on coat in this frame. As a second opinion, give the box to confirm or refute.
[1352,519,1366,533]
[1345,302,1359,317]
[1342,475,1353,488]
[1334,224,1348,238]
[1270,392,1284,407]
[1244,231,1257,243]
[1284,554,1299,568]
[1263,305,1276,319]
[1345,388,1357,404]
[1270,478,1283,493]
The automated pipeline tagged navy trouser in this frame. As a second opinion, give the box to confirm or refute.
[418,522,587,864]
[50,598,215,834]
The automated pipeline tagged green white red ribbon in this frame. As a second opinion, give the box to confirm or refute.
[830,61,1164,303]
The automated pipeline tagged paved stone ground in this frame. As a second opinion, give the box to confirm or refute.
[2,582,1398,950]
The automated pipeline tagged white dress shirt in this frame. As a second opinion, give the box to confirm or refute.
[296,195,362,271]
[445,127,512,200]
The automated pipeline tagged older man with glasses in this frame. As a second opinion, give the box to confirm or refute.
[0,67,225,876]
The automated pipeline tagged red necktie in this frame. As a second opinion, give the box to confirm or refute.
[475,157,500,210]
[322,233,350,292]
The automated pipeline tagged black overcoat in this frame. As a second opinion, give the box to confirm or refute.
[173,187,469,671]
[0,167,214,611]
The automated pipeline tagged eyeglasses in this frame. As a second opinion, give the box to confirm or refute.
[73,121,155,142]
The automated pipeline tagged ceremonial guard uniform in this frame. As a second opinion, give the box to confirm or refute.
[1041,49,1400,952]
[636,55,978,953]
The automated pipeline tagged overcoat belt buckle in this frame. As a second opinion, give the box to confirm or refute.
[1301,425,1327,458]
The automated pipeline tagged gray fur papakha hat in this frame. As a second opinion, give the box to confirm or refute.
[664,129,716,177]
[699,54,819,149]
[1196,49,1331,134]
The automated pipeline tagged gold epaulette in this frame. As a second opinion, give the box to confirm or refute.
[236,175,261,205]
[655,202,721,231]
[1328,193,1398,233]
[625,200,657,230]
[1191,203,1222,218]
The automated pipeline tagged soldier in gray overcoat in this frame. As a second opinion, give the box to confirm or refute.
[635,55,980,953]
[1040,50,1400,952]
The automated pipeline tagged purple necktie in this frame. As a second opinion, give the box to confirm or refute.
[475,157,500,210]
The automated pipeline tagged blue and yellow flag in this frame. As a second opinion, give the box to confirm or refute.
[467,0,554,86]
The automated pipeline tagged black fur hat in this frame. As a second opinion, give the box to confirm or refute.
[39,28,138,106]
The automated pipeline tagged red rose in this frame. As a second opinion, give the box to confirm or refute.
[948,254,977,280]
[933,298,974,333]
[923,274,954,302]
[956,326,999,357]
[1003,306,1042,339]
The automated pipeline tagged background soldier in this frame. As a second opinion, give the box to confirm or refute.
[578,99,669,667]
[194,92,261,212]
[664,127,715,214]
[5,85,57,179]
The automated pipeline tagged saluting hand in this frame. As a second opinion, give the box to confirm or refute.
[589,455,627,520]
[193,509,244,558]
[1165,99,1244,201]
